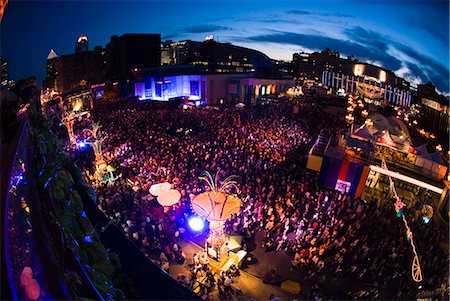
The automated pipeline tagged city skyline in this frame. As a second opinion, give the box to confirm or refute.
[1,0,449,94]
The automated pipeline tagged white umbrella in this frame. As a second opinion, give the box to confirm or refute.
[235,103,245,108]
[157,189,181,207]
[149,182,172,196]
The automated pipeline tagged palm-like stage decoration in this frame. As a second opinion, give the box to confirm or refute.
[61,110,90,146]
[191,170,242,259]
[84,123,106,163]
[83,123,111,182]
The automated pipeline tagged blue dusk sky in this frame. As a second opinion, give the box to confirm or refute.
[1,0,449,94]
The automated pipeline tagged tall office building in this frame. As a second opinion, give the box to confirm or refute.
[293,48,343,81]
[55,46,105,91]
[75,35,89,53]
[1,57,14,89]
[106,34,161,81]
[43,49,58,89]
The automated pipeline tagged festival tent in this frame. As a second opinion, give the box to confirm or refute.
[415,144,432,160]
[352,125,375,141]
[375,130,396,148]
[430,152,445,165]
[346,137,375,152]
[368,113,391,135]
[386,116,411,138]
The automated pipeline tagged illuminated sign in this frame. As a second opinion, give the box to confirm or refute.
[335,179,351,193]
[379,70,386,82]
[354,64,364,76]
[376,137,397,148]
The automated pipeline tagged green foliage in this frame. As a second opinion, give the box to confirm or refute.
[27,105,127,300]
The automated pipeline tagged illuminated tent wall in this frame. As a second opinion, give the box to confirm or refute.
[318,156,370,198]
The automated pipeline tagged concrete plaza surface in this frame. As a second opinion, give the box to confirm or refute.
[168,238,298,301]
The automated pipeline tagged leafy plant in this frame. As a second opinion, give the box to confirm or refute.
[27,104,126,300]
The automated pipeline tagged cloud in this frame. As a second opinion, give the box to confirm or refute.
[345,26,449,93]
[243,26,449,93]
[183,24,232,34]
[344,26,389,52]
[287,10,311,15]
[245,31,403,71]
[409,20,449,43]
[393,43,449,93]
[324,12,354,18]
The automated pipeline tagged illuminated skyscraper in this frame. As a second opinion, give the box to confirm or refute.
[75,35,89,53]
[43,49,58,89]
[1,57,14,89]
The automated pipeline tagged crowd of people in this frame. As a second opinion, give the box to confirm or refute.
[74,99,448,300]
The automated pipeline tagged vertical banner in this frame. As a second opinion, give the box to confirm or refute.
[324,157,342,189]
[345,162,358,182]
[355,166,371,198]
[319,156,331,184]
[338,160,350,180]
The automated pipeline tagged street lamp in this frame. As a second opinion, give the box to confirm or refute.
[361,110,368,118]
[346,114,355,133]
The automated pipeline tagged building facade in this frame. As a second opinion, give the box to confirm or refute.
[106,34,161,81]
[294,49,411,93]
[321,70,412,107]
[417,82,449,137]
[160,39,279,77]
[293,48,345,81]
[55,46,105,92]
[133,67,293,105]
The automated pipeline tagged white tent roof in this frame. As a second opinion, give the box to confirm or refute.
[415,144,431,160]
[430,152,445,165]
[352,125,374,141]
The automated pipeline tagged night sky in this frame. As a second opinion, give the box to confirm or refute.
[1,1,449,94]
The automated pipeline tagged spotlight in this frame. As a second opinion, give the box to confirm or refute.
[78,141,86,148]
[188,216,204,232]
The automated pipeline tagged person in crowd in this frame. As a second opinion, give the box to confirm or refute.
[73,99,448,300]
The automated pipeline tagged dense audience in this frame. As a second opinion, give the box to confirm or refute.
[77,99,448,300]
